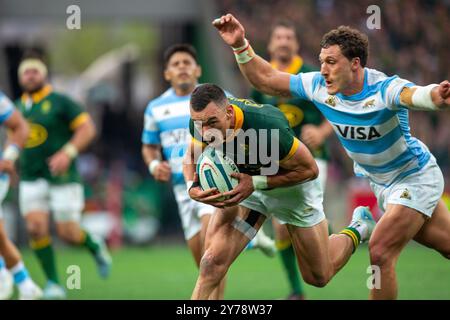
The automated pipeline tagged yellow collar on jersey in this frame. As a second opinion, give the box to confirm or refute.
[21,84,53,104]
[232,104,244,131]
[224,104,244,143]
[271,55,303,74]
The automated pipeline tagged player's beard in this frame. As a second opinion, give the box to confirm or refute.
[23,82,45,95]
[177,81,195,94]
[274,47,294,65]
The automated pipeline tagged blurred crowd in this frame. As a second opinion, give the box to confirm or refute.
[217,0,450,181]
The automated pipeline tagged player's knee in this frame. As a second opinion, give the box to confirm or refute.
[303,272,330,288]
[199,250,227,283]
[369,241,393,267]
[26,220,47,240]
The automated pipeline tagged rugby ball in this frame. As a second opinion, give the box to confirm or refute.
[197,147,239,201]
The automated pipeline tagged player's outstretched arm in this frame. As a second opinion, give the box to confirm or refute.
[213,14,291,97]
[0,110,29,175]
[400,80,450,110]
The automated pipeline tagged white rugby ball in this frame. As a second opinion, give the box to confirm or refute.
[197,147,239,201]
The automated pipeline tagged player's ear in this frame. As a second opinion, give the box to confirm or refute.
[195,64,202,78]
[351,57,360,71]
[226,104,233,118]
[164,69,171,82]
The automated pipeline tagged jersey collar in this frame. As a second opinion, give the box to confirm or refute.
[21,84,53,104]
[271,55,303,74]
[232,104,244,131]
[225,104,244,142]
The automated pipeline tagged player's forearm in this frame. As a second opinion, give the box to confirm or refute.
[237,55,286,96]
[400,85,449,110]
[142,144,162,166]
[319,120,334,139]
[182,144,196,182]
[67,118,96,152]
[5,111,29,148]
[266,164,319,189]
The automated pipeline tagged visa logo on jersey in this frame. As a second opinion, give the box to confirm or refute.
[334,124,381,140]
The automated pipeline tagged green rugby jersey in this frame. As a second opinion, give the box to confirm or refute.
[251,55,329,160]
[190,97,300,176]
[15,85,89,184]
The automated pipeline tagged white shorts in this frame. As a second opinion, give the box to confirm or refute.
[173,184,215,240]
[240,178,326,228]
[369,157,444,218]
[315,158,328,190]
[19,179,85,222]
[0,174,9,220]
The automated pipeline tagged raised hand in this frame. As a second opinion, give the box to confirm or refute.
[212,14,246,48]
[437,80,450,107]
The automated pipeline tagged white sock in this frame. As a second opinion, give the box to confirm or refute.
[10,261,34,293]
[348,220,368,240]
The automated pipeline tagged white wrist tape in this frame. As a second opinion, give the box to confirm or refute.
[232,38,255,64]
[148,159,161,175]
[411,84,439,111]
[186,180,194,192]
[3,144,20,162]
[62,143,78,159]
[252,175,268,190]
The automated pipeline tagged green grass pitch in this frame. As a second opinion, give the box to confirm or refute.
[17,243,450,300]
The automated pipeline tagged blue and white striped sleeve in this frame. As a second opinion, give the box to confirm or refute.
[141,103,161,145]
[383,76,415,110]
[289,72,319,101]
[0,92,14,124]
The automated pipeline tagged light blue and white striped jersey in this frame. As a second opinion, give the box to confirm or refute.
[0,91,15,180]
[0,91,14,125]
[142,88,192,185]
[290,68,430,186]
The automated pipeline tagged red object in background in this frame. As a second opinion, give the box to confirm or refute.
[347,181,382,221]
[105,161,125,249]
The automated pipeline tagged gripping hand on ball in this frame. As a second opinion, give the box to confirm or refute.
[189,173,226,208]
[222,173,254,207]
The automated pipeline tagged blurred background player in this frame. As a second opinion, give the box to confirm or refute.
[15,56,112,299]
[250,20,333,300]
[0,90,42,300]
[141,44,226,298]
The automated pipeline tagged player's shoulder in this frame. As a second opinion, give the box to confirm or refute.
[0,91,14,110]
[50,91,79,105]
[145,88,179,114]
[230,97,287,128]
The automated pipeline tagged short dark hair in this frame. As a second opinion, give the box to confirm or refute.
[163,44,198,68]
[270,19,298,40]
[190,84,228,112]
[320,26,369,67]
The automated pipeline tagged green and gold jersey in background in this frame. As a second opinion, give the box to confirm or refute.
[251,55,329,161]
[190,97,300,176]
[15,85,89,184]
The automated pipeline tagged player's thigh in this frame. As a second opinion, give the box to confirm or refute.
[272,218,290,242]
[315,158,328,190]
[19,179,50,217]
[49,183,84,223]
[204,206,265,266]
[286,219,331,280]
[55,221,83,242]
[369,203,426,264]
[414,200,450,258]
